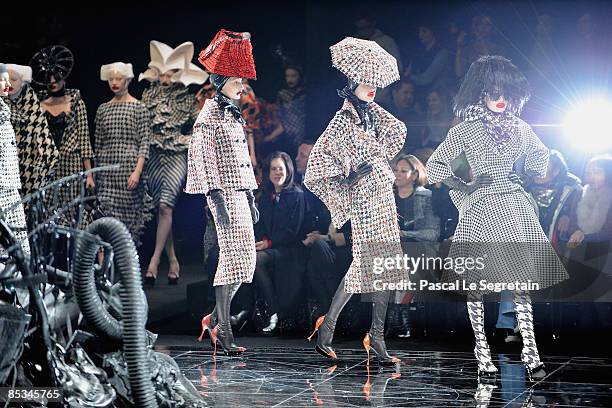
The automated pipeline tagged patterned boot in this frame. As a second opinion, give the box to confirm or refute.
[467,299,498,380]
[514,291,546,381]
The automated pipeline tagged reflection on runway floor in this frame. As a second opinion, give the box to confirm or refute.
[159,345,612,407]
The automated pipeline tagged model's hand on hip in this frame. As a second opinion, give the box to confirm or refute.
[467,173,493,194]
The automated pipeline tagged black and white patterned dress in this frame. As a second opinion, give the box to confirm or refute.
[94,101,153,243]
[142,83,198,208]
[42,89,95,227]
[0,98,30,255]
[426,117,569,292]
[6,84,59,197]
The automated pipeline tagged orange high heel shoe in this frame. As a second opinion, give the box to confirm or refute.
[363,333,400,366]
[307,316,325,341]
[307,315,338,360]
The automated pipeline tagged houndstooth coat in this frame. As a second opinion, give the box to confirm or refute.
[185,98,257,286]
[42,89,95,228]
[0,98,30,255]
[6,84,59,197]
[304,100,406,293]
[426,118,569,293]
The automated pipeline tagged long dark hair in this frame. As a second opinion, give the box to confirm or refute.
[454,55,530,118]
[262,151,295,193]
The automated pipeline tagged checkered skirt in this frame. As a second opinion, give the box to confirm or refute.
[207,191,256,286]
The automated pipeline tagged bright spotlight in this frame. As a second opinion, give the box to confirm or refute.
[563,99,612,152]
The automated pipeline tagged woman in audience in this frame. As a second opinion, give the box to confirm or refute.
[254,151,306,333]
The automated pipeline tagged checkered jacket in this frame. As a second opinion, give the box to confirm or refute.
[304,100,406,228]
[185,98,257,195]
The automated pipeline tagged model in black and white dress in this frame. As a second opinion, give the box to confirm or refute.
[427,55,568,381]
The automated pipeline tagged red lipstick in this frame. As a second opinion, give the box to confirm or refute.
[367,91,375,97]
[3,86,9,93]
[496,102,506,109]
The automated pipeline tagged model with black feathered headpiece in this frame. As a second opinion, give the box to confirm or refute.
[426,55,568,382]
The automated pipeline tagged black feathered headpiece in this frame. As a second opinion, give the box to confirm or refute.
[454,55,530,118]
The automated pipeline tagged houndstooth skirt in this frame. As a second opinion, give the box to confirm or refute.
[345,180,405,294]
[442,190,569,294]
[207,191,256,286]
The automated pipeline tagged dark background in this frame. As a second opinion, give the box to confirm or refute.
[3,0,611,264]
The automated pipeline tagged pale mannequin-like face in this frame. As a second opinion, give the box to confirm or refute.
[355,83,376,102]
[269,157,287,190]
[107,71,130,96]
[295,143,313,174]
[0,72,11,97]
[7,69,24,96]
[485,93,507,113]
[159,69,177,86]
[394,159,418,188]
[221,77,244,100]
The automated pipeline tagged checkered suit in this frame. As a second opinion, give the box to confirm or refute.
[185,97,257,285]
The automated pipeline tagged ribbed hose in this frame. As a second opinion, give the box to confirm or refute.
[73,217,157,408]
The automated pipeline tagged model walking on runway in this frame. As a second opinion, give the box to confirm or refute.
[185,29,259,355]
[304,37,406,365]
[426,55,568,381]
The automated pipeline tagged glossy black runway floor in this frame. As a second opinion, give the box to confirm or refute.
[157,339,612,407]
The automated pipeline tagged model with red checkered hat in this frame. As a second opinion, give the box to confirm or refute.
[186,29,259,356]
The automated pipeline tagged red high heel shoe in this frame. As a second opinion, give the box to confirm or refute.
[198,313,217,346]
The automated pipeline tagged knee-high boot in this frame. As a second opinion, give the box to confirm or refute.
[364,290,400,365]
[467,297,498,375]
[307,276,353,359]
[514,291,546,380]
[214,283,245,356]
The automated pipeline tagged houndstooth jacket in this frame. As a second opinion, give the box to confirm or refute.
[304,100,406,228]
[185,98,257,195]
[0,98,22,189]
[427,117,549,217]
[6,84,59,196]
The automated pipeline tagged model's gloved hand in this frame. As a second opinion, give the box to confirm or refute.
[508,169,538,187]
[245,190,259,224]
[208,189,230,227]
[341,162,373,187]
[442,174,493,195]
[508,171,523,185]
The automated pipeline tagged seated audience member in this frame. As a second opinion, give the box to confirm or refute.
[421,89,454,148]
[383,79,425,154]
[253,151,306,333]
[387,154,440,337]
